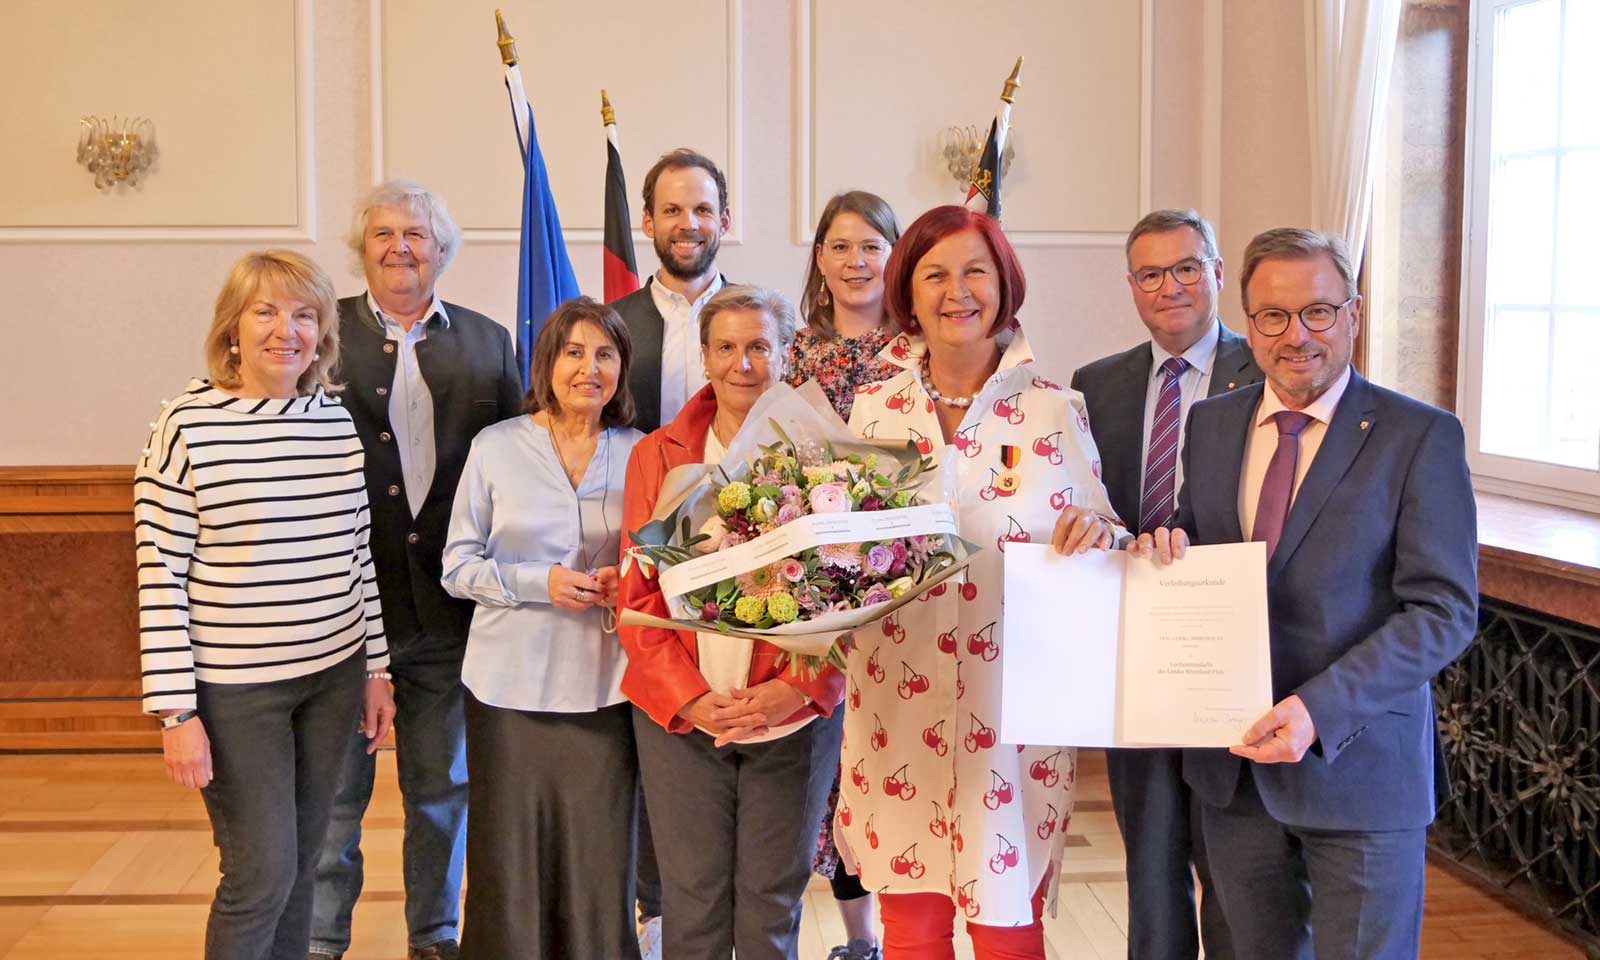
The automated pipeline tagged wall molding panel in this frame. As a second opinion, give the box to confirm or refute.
[370,0,745,247]
[0,0,316,243]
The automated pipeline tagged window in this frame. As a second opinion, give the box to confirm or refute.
[1461,0,1600,509]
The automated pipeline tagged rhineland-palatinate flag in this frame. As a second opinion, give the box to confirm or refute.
[601,89,641,302]
[965,57,1023,221]
[497,10,580,387]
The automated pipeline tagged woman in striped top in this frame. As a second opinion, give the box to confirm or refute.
[135,250,396,960]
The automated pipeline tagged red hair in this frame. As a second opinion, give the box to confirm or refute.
[882,205,1025,337]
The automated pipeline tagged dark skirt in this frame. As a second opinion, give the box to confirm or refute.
[460,694,641,960]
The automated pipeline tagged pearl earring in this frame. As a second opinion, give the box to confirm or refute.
[229,343,239,355]
[313,352,321,361]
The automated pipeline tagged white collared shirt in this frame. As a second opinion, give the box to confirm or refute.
[1238,365,1353,540]
[369,292,449,518]
[1137,318,1221,505]
[651,272,724,425]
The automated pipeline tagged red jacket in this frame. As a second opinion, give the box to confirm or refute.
[619,385,845,732]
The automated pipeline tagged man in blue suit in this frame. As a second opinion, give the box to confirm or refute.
[1073,209,1257,960]
[1131,227,1477,959]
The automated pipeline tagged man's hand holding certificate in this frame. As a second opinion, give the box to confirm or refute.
[1001,528,1276,750]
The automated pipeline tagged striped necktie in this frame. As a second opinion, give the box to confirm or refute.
[1138,357,1191,534]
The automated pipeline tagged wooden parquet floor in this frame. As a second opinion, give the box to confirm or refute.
[0,750,1581,959]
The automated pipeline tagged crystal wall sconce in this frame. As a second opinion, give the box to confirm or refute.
[940,124,1015,189]
[77,116,157,190]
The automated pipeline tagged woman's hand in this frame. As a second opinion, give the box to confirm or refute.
[1051,504,1115,554]
[361,676,397,755]
[1125,527,1189,565]
[716,680,808,746]
[593,565,620,607]
[161,713,212,790]
[549,565,604,610]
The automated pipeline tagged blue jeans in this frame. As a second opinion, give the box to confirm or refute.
[309,652,468,953]
[198,652,364,960]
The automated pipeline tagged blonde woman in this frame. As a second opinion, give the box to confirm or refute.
[136,250,395,960]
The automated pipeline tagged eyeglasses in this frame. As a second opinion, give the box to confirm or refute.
[822,239,891,262]
[1247,297,1355,336]
[1130,257,1216,293]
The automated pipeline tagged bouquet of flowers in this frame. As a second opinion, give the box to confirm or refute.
[620,383,977,677]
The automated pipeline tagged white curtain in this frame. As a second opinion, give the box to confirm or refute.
[1304,0,1402,268]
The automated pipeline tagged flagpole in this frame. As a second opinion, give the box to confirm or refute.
[496,9,530,157]
[965,56,1023,217]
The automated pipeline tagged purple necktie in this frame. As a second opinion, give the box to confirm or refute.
[1138,357,1191,534]
[1252,411,1314,557]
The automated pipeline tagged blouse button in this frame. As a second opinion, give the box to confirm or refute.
[407,533,420,545]
[383,343,396,354]
[379,431,392,442]
[388,485,401,496]
[376,387,388,396]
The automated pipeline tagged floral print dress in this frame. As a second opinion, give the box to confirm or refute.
[788,327,900,422]
[836,328,1122,926]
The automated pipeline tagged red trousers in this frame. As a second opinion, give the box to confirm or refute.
[877,870,1049,960]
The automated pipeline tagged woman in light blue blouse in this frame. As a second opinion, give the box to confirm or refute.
[441,296,645,960]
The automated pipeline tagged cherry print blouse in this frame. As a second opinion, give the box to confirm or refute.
[836,328,1124,925]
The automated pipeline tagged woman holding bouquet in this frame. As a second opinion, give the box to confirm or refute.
[840,206,1125,959]
[440,296,645,960]
[620,284,846,960]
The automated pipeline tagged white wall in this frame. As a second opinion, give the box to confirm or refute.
[0,0,1309,464]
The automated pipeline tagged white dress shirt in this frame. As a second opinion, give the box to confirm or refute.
[1137,318,1221,505]
[1238,365,1353,540]
[441,416,644,712]
[652,272,723,426]
[694,423,814,744]
[369,292,448,518]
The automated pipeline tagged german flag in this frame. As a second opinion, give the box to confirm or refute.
[601,90,641,302]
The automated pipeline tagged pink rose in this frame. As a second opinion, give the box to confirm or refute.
[778,558,807,583]
[809,483,852,514]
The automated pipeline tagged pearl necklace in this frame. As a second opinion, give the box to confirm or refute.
[920,352,976,408]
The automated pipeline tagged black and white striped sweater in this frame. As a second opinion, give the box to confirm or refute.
[135,379,390,713]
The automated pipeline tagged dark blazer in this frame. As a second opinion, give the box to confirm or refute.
[609,274,731,433]
[1175,371,1478,832]
[336,295,524,656]
[1070,322,1261,528]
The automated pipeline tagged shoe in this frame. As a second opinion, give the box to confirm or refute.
[408,942,460,960]
[308,952,342,960]
[637,915,663,960]
[827,938,880,960]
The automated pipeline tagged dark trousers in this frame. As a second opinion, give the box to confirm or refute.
[1105,747,1232,959]
[1198,768,1426,960]
[311,644,468,952]
[636,781,662,920]
[461,695,640,960]
[197,653,364,960]
[634,707,842,960]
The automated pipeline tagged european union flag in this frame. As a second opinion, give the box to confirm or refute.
[511,103,579,389]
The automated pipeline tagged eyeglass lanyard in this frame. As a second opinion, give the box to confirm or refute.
[548,424,618,633]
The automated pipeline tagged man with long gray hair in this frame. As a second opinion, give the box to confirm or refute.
[309,179,523,960]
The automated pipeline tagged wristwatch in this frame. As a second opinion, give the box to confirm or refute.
[159,709,198,730]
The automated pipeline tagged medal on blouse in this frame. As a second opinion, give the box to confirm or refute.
[979,445,1023,501]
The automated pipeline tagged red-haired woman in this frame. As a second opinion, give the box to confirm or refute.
[838,206,1125,959]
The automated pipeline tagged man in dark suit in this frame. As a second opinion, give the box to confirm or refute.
[608,147,733,433]
[1133,228,1478,959]
[309,180,523,960]
[1071,209,1256,960]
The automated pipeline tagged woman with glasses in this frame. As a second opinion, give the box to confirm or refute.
[786,189,902,960]
[788,191,903,423]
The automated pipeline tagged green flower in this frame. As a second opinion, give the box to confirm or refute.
[752,497,779,523]
[864,454,879,472]
[767,592,799,623]
[850,479,872,501]
[718,482,752,512]
[733,595,768,624]
[886,576,916,598]
[802,466,834,487]
[888,490,914,508]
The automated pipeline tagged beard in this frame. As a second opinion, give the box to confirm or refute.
[654,229,721,282]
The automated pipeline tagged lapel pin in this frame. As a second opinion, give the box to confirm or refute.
[1227,381,1236,389]
[1360,420,1370,431]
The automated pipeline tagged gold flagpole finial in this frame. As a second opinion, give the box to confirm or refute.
[495,10,519,67]
[1000,56,1023,103]
[601,89,616,126]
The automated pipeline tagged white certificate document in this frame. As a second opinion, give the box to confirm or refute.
[999,542,1272,748]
